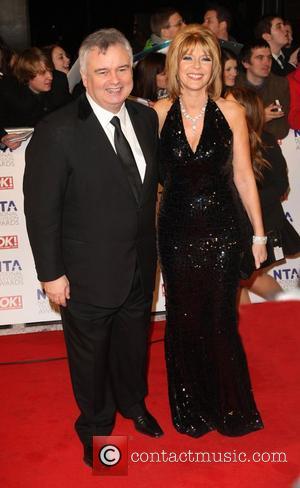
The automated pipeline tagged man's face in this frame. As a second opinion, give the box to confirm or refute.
[243,47,272,81]
[203,10,220,37]
[161,12,185,40]
[285,24,293,47]
[28,63,53,93]
[81,43,133,113]
[269,17,288,49]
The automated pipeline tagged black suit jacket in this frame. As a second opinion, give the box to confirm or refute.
[0,71,71,128]
[23,94,159,307]
[271,56,295,77]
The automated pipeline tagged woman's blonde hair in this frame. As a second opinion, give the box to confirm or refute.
[166,24,222,100]
[228,86,270,181]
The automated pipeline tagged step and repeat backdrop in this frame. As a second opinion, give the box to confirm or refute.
[0,130,300,326]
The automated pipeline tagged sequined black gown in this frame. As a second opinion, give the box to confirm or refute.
[158,98,264,437]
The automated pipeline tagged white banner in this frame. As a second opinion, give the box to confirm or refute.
[0,130,299,325]
[272,130,300,292]
[249,130,300,302]
[0,140,61,325]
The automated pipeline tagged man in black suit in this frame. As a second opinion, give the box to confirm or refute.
[254,15,295,76]
[23,28,162,467]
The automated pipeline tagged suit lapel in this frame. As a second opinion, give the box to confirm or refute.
[77,95,138,202]
[126,101,155,204]
[77,96,156,206]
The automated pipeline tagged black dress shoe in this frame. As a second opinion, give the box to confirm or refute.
[133,410,164,438]
[83,444,93,467]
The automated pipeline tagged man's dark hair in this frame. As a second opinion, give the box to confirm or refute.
[206,3,233,31]
[239,39,270,64]
[150,7,179,37]
[254,15,278,39]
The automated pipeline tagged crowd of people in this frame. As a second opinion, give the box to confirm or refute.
[1,3,300,468]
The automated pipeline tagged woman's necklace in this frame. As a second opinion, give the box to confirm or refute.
[179,97,208,132]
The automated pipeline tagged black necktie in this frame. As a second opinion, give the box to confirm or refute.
[278,53,285,68]
[110,116,142,204]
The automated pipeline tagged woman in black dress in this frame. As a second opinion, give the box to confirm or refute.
[154,25,267,438]
[227,86,300,302]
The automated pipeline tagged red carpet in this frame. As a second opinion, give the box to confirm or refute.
[0,302,299,488]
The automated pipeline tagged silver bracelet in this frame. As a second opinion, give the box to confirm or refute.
[253,235,267,245]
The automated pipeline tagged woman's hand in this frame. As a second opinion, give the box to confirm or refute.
[252,243,267,269]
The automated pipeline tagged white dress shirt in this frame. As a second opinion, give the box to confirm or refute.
[86,93,146,182]
[272,51,285,69]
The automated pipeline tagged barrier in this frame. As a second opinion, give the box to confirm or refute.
[0,130,299,325]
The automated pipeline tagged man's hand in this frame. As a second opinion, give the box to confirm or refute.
[1,134,22,151]
[42,275,70,307]
[289,47,300,67]
[264,103,285,122]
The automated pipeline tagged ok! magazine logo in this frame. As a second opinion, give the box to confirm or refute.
[0,235,18,249]
[0,176,14,190]
[0,295,23,310]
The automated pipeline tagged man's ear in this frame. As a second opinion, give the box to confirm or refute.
[242,60,250,70]
[262,32,271,43]
[219,20,227,31]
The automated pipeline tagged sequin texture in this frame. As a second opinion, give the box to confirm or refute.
[158,98,263,437]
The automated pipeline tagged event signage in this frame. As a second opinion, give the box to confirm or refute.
[0,131,299,326]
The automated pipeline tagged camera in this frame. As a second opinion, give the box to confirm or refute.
[271,99,282,112]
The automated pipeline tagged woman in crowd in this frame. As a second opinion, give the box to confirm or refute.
[226,86,300,302]
[154,24,266,438]
[221,48,238,96]
[132,52,167,105]
[43,44,70,74]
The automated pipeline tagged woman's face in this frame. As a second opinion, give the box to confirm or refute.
[52,46,70,74]
[223,58,238,87]
[178,44,213,93]
[156,70,167,89]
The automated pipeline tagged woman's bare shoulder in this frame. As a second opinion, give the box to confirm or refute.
[154,97,173,115]
[153,98,173,131]
[215,96,245,127]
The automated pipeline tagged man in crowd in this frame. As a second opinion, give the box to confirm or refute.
[203,3,243,55]
[144,6,185,51]
[255,15,295,76]
[237,39,290,140]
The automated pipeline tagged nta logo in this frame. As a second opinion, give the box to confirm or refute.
[0,201,17,212]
